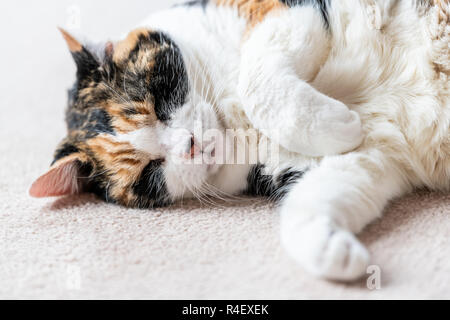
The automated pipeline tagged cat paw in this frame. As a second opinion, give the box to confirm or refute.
[307,103,364,157]
[282,99,365,157]
[282,216,370,281]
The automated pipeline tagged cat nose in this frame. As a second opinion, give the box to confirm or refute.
[183,136,199,159]
[189,136,195,158]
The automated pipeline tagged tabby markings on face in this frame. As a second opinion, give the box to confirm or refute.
[31,28,189,208]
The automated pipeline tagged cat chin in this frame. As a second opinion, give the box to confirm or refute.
[163,161,222,200]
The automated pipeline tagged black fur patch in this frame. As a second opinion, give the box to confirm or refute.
[81,162,112,203]
[116,31,189,121]
[86,108,114,135]
[148,36,189,122]
[246,165,306,200]
[119,69,150,103]
[52,143,80,165]
[66,108,114,138]
[179,0,209,9]
[276,168,306,199]
[279,0,330,28]
[132,160,170,208]
[246,165,277,197]
[70,48,101,82]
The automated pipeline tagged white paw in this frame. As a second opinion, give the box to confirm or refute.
[308,102,364,157]
[282,216,370,281]
[279,98,365,157]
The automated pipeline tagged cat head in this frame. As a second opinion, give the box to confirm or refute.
[30,28,226,208]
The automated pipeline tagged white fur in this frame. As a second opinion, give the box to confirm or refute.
[238,6,365,156]
[128,0,449,281]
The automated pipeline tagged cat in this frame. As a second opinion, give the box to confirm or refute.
[30,0,449,281]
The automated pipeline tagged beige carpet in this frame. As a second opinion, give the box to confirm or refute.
[1,0,449,299]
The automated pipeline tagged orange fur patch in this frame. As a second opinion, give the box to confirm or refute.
[215,0,287,28]
[103,99,158,134]
[86,135,150,205]
[113,28,156,63]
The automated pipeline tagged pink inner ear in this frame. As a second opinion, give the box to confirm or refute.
[29,161,80,198]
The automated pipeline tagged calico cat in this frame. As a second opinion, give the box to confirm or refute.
[30,0,449,281]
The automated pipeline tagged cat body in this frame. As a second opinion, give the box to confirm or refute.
[31,0,449,280]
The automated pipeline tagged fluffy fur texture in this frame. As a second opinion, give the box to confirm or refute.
[31,0,449,281]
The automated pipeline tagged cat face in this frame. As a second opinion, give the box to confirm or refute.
[30,28,225,208]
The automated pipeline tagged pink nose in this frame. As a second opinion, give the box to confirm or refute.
[184,136,199,159]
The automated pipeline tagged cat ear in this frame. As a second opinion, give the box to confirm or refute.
[58,27,100,79]
[29,153,88,198]
[58,28,114,77]
[58,27,83,52]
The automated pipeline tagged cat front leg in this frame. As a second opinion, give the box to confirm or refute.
[238,6,364,157]
[280,150,411,280]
